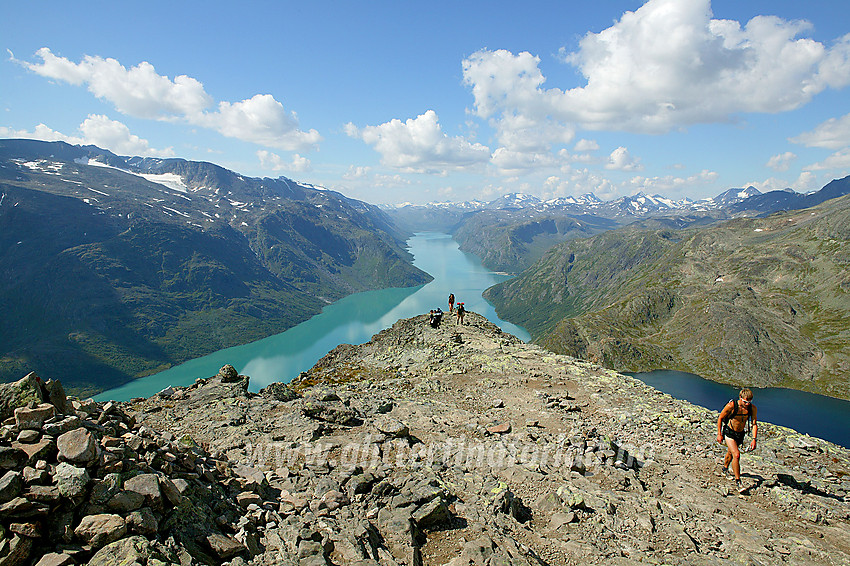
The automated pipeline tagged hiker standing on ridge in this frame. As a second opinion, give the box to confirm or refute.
[717,388,758,493]
[448,293,455,313]
[455,302,465,325]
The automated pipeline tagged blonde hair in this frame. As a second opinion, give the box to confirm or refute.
[739,388,753,401]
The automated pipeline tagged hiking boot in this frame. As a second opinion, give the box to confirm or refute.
[720,465,734,480]
[736,479,746,493]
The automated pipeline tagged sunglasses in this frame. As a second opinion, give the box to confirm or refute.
[740,399,752,405]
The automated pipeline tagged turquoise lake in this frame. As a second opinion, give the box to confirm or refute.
[97,232,530,401]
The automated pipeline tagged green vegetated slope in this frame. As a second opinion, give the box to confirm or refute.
[453,211,618,273]
[485,192,850,399]
[0,140,431,394]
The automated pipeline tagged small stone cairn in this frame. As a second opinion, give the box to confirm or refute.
[0,370,270,565]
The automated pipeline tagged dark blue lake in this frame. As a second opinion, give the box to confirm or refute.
[629,370,850,448]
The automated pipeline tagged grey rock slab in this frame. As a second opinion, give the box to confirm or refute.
[374,417,409,438]
[15,430,40,444]
[74,513,127,549]
[206,532,246,559]
[123,473,163,510]
[41,416,82,437]
[56,427,98,465]
[0,534,33,566]
[33,553,75,566]
[54,462,90,499]
[14,403,55,430]
[106,490,145,513]
[0,471,23,503]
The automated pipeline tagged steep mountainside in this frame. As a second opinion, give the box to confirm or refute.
[0,139,431,393]
[452,212,617,273]
[485,194,850,399]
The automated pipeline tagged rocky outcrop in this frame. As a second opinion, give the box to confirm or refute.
[1,318,847,564]
[0,370,279,565]
[123,313,849,565]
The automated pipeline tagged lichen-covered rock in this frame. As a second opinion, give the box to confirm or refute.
[218,364,240,382]
[261,381,300,402]
[86,535,168,566]
[54,462,90,499]
[0,373,45,421]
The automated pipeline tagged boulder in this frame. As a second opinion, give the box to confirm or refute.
[486,423,512,435]
[261,382,300,402]
[14,403,55,430]
[127,507,158,535]
[0,373,45,421]
[374,417,409,438]
[0,471,23,503]
[42,416,82,437]
[86,535,157,566]
[44,380,72,416]
[33,553,75,566]
[11,439,55,465]
[123,473,162,510]
[0,534,33,566]
[54,462,90,499]
[106,490,145,513]
[412,496,451,528]
[218,364,240,383]
[56,428,98,465]
[74,513,127,549]
[206,533,245,559]
[0,447,27,470]
[15,430,40,444]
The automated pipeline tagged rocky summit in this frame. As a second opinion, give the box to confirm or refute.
[1,313,848,565]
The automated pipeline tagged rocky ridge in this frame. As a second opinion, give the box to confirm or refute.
[1,314,848,565]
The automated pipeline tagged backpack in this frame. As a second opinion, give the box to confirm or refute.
[722,399,752,434]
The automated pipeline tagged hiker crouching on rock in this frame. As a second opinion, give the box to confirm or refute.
[717,388,758,493]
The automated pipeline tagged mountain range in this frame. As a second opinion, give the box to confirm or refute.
[484,185,850,399]
[388,180,850,274]
[0,139,430,394]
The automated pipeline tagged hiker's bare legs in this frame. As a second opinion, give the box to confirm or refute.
[724,436,741,480]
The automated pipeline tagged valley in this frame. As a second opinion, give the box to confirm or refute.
[484,189,850,399]
[0,140,431,394]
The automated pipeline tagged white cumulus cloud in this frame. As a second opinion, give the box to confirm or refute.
[804,148,850,171]
[257,150,312,173]
[462,0,850,136]
[346,110,491,174]
[1,115,174,157]
[605,147,643,171]
[18,48,321,151]
[574,139,599,152]
[766,151,797,171]
[790,113,850,149]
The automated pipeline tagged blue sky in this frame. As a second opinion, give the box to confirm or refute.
[2,0,850,205]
